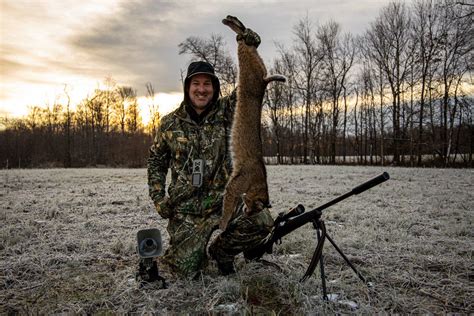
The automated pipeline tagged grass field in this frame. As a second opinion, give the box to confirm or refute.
[1,165,472,314]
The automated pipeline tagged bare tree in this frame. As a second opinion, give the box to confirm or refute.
[126,91,141,134]
[86,93,104,164]
[265,59,287,164]
[276,44,300,163]
[363,2,414,164]
[317,21,356,163]
[293,15,323,163]
[63,84,72,167]
[411,0,443,165]
[146,82,160,137]
[437,0,472,165]
[116,86,135,135]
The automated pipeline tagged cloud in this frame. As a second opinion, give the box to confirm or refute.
[66,0,292,95]
[68,0,391,96]
[1,0,397,117]
[0,52,24,78]
[1,1,122,102]
[69,0,191,94]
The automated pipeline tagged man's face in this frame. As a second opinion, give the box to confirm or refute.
[188,74,214,113]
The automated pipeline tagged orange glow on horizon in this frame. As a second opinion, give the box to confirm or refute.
[0,88,182,128]
[138,92,182,125]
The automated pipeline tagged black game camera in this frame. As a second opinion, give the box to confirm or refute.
[137,228,162,258]
[136,228,166,288]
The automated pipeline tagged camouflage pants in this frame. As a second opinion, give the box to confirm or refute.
[160,204,274,277]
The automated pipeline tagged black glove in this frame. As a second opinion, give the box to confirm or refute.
[154,197,174,219]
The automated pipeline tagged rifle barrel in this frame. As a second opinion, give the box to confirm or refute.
[352,172,390,195]
[273,172,390,240]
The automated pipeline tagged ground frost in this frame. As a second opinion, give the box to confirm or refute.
[0,166,472,314]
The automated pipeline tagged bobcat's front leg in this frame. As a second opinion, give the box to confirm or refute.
[220,172,247,230]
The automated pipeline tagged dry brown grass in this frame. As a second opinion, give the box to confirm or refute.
[1,166,472,314]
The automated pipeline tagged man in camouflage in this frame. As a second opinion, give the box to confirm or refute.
[147,30,273,278]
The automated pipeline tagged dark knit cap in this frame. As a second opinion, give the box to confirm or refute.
[184,61,220,106]
[186,61,218,80]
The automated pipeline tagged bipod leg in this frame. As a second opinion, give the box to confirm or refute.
[316,223,328,301]
[300,215,327,299]
[325,233,367,284]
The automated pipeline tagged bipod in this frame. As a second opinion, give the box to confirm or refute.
[300,209,368,300]
[247,173,389,298]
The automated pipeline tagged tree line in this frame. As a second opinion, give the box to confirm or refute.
[0,79,160,168]
[181,0,472,167]
[1,0,472,168]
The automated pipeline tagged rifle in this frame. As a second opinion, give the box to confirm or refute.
[245,172,390,291]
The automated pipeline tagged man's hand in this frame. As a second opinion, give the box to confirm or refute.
[154,197,174,219]
[237,28,261,48]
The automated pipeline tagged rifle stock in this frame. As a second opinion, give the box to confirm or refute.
[247,172,390,260]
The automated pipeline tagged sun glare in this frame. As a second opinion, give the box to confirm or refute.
[0,82,182,130]
[138,92,182,125]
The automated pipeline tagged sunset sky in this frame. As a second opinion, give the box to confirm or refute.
[1,0,396,123]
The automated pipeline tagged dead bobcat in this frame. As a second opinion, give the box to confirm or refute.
[220,15,285,230]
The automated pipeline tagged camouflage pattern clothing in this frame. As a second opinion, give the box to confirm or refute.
[147,61,273,277]
[148,91,236,218]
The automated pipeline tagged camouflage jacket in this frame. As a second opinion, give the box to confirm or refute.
[148,92,236,218]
